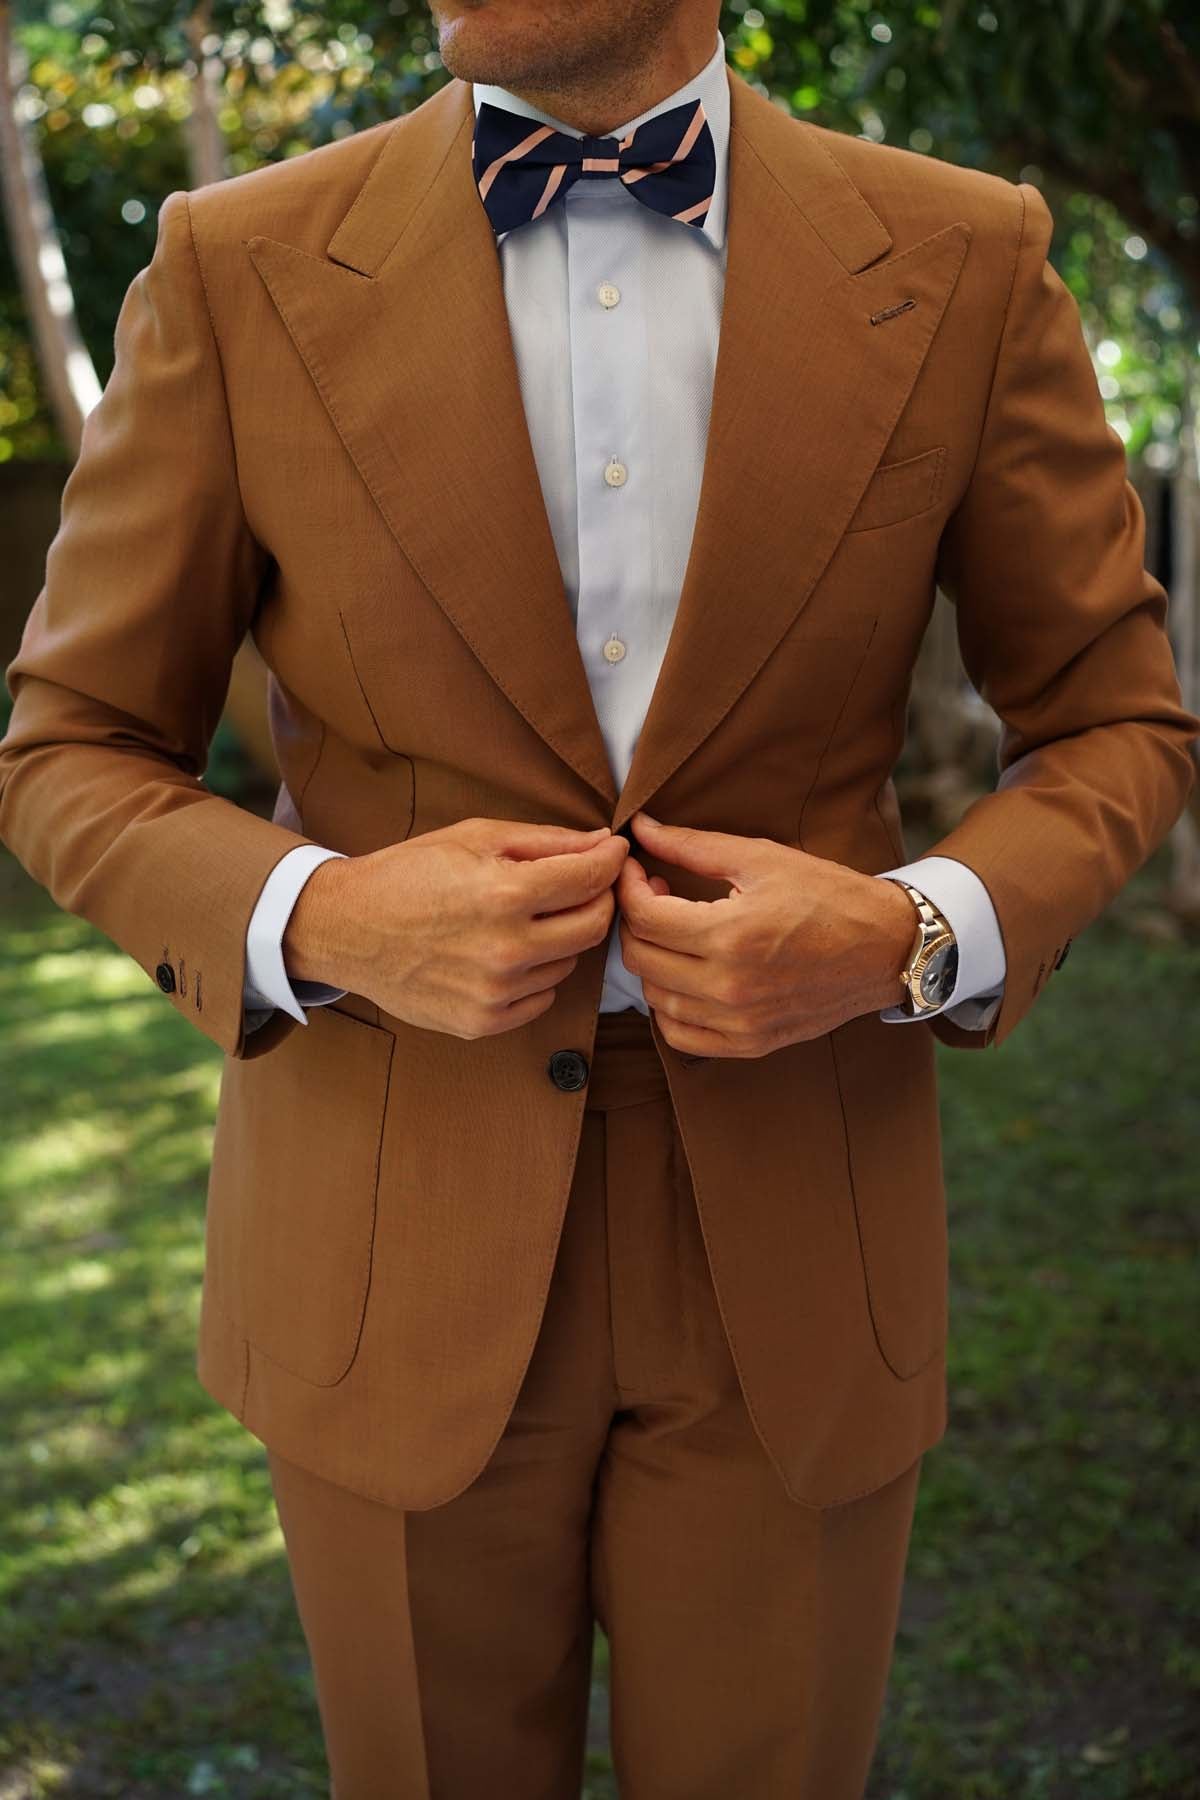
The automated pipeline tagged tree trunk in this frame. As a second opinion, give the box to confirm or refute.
[182,0,228,190]
[0,0,100,454]
[1165,379,1200,921]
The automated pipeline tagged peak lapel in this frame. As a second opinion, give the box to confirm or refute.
[248,77,618,810]
[612,70,972,828]
[247,69,971,829]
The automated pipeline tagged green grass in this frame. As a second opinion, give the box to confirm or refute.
[0,847,1197,1798]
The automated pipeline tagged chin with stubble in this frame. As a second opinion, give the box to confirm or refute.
[429,0,683,94]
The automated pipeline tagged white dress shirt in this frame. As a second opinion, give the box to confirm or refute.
[243,29,1005,1035]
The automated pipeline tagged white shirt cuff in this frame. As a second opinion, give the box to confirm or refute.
[244,845,350,1027]
[875,855,1006,1031]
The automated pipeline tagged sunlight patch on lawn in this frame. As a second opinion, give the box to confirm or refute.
[33,1256,114,1299]
[0,1346,148,1395]
[158,1063,224,1108]
[4,1187,102,1238]
[0,1115,130,1189]
[0,1115,216,1202]
[17,1416,126,1468]
[11,947,150,999]
[5,993,161,1052]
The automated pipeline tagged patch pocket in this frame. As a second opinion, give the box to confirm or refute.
[218,1002,395,1386]
[845,445,947,533]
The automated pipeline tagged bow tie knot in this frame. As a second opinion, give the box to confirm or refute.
[577,134,630,175]
[473,96,716,240]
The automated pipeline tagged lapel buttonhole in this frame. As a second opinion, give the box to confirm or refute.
[869,297,918,326]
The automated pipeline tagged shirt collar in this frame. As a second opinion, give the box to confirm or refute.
[471,27,729,251]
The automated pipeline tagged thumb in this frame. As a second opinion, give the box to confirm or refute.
[630,812,759,882]
[486,821,613,861]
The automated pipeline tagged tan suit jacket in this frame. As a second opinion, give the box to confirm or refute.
[1,67,1195,1511]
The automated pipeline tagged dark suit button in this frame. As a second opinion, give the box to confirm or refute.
[155,961,176,994]
[1055,940,1072,971]
[548,1048,589,1092]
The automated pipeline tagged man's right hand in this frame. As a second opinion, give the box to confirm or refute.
[282,817,628,1039]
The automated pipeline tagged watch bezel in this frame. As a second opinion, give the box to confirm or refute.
[892,882,958,1016]
[912,934,958,1007]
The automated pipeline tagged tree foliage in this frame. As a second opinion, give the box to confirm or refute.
[1,0,1197,462]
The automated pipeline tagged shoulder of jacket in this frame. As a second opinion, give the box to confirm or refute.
[183,116,399,257]
[799,119,1028,246]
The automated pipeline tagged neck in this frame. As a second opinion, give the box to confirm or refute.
[504,28,715,137]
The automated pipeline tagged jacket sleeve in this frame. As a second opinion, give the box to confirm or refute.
[0,189,321,1061]
[922,180,1199,1051]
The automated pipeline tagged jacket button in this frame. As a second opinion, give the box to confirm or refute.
[547,1048,589,1092]
[155,961,176,994]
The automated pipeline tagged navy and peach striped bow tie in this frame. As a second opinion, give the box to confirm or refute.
[472,96,716,239]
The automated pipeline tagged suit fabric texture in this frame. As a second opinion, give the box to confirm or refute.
[0,66,1195,1530]
[265,1006,924,1799]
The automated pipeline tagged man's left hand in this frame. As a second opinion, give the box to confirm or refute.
[617,811,919,1058]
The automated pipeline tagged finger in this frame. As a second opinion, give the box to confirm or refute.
[651,997,776,1058]
[514,835,629,914]
[651,1009,740,1059]
[618,920,708,997]
[623,856,672,901]
[489,985,558,1032]
[526,890,615,960]
[491,821,614,861]
[503,952,582,999]
[617,852,714,950]
[629,812,761,884]
[643,983,729,1030]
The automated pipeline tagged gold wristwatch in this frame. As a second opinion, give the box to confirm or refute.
[887,880,959,1017]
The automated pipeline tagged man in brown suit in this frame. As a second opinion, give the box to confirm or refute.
[2,0,1196,1793]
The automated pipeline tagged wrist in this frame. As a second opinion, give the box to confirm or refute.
[874,876,918,1011]
[282,855,356,988]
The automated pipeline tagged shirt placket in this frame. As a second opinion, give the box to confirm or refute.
[564,185,655,792]
[564,183,658,1011]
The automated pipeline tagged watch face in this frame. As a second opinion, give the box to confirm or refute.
[919,940,958,1005]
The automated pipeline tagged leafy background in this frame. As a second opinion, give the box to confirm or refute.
[2,0,1198,465]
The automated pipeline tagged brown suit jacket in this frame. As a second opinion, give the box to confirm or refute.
[1,67,1195,1511]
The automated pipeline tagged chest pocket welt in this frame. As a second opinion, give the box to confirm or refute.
[845,445,947,534]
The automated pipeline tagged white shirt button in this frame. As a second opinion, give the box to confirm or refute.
[602,636,627,664]
[597,281,621,309]
[604,458,627,488]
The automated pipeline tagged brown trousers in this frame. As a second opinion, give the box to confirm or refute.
[267,1008,922,1799]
